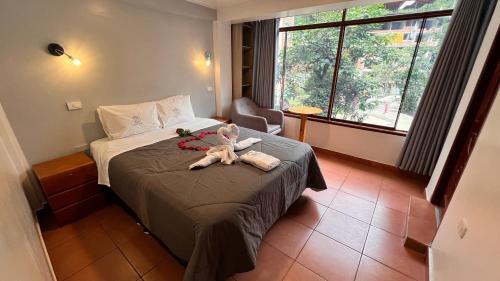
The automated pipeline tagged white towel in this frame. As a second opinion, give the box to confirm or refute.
[240,150,281,171]
[208,124,238,164]
[189,124,262,170]
[207,144,238,165]
[188,154,219,170]
[234,137,261,151]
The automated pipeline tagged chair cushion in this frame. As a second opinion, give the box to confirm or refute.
[234,98,259,116]
[267,124,281,134]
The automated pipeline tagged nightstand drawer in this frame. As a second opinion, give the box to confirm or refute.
[53,192,107,225]
[40,164,97,196]
[48,180,102,210]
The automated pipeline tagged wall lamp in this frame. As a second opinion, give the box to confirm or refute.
[47,43,81,66]
[204,51,212,67]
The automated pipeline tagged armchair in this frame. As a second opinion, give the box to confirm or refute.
[230,98,284,135]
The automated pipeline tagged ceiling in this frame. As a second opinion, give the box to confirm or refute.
[185,0,250,9]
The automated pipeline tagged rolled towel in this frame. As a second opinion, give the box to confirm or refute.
[240,150,281,172]
[189,155,220,170]
[207,144,238,165]
[234,137,262,151]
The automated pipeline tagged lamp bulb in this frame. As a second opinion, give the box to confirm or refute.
[72,58,82,66]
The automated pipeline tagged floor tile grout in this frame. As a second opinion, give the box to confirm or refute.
[46,154,428,281]
[292,188,424,281]
[294,260,328,281]
[360,255,420,281]
[363,225,426,280]
[59,225,117,281]
[353,188,382,281]
[45,224,100,252]
[102,226,144,278]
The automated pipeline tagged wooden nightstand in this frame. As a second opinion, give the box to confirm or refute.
[33,152,107,225]
[213,116,231,123]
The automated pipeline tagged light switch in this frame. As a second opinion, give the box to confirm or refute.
[207,86,214,92]
[66,100,82,111]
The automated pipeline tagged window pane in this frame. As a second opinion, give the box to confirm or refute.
[396,16,450,131]
[279,10,343,28]
[347,0,456,20]
[281,28,340,116]
[332,20,422,127]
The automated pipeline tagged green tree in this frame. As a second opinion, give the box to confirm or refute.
[281,28,339,116]
[402,17,450,115]
[277,0,454,126]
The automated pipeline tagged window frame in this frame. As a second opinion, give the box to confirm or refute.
[277,9,453,135]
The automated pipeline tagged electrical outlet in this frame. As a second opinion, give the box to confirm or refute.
[457,218,468,239]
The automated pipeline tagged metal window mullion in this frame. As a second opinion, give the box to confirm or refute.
[394,18,427,129]
[327,9,347,120]
[278,9,452,32]
[280,31,288,110]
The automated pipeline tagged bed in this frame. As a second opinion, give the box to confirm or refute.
[91,117,327,281]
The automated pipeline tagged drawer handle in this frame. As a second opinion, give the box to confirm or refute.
[68,173,74,176]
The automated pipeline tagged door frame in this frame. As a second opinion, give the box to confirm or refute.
[431,29,500,208]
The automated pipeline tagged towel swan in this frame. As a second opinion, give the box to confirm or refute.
[206,124,239,165]
[188,124,261,169]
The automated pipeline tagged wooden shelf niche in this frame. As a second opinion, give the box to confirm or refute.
[232,22,255,100]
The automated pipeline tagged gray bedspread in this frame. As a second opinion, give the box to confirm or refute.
[108,124,326,281]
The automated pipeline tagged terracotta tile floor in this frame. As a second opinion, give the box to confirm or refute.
[40,151,428,281]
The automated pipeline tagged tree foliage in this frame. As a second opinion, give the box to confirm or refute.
[276,0,454,126]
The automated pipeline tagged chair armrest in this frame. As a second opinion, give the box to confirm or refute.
[233,114,268,132]
[259,108,284,128]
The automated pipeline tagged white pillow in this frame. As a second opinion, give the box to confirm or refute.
[156,95,196,127]
[97,101,161,140]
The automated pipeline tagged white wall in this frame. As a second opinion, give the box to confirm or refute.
[0,103,45,210]
[0,103,55,281]
[213,20,233,117]
[0,0,216,164]
[429,91,500,281]
[426,2,500,198]
[283,117,405,165]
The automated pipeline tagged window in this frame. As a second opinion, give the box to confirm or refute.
[279,10,343,27]
[277,28,340,116]
[397,16,450,130]
[346,0,456,20]
[333,21,421,127]
[275,0,454,132]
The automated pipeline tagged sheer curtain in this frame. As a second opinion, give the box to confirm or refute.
[398,0,497,175]
[0,102,45,210]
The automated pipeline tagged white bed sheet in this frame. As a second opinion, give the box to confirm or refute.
[91,117,221,186]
